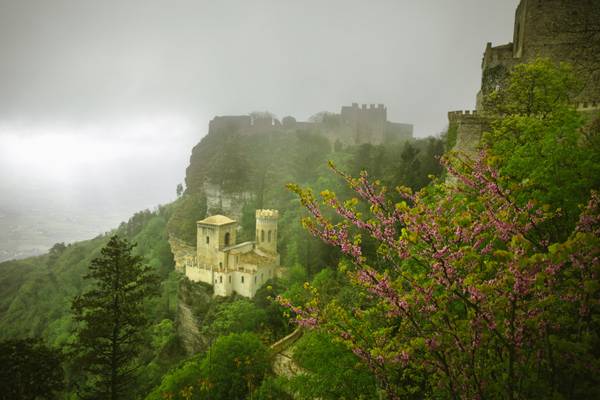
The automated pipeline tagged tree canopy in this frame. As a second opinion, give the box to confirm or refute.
[0,338,65,400]
[282,60,600,399]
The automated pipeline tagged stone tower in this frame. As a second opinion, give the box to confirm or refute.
[255,209,278,254]
[196,215,237,267]
[453,0,600,158]
[477,0,600,109]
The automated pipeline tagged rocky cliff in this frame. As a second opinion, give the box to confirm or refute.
[176,278,212,354]
[168,235,196,273]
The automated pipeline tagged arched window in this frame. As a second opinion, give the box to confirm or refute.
[228,276,231,283]
[206,236,210,244]
[219,276,222,283]
[241,276,245,284]
[268,230,271,242]
[224,232,230,246]
[261,230,265,242]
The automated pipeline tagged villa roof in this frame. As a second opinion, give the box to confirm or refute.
[197,214,236,226]
[239,250,273,265]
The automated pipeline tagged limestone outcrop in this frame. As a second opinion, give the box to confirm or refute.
[176,278,212,354]
[168,235,196,273]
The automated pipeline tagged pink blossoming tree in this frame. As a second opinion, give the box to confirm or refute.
[282,151,600,399]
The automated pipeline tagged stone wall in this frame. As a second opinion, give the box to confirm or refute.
[447,111,490,158]
[185,265,213,286]
[271,328,304,377]
[576,101,600,114]
[207,104,412,147]
[456,0,600,153]
[478,0,600,106]
[520,0,600,101]
[340,103,387,143]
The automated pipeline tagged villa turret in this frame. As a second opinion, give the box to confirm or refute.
[255,209,278,254]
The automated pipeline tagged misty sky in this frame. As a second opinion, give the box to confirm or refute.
[0,0,520,252]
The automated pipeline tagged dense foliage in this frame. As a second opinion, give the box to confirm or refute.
[0,338,65,400]
[166,194,207,245]
[286,331,378,399]
[484,59,600,240]
[0,206,184,399]
[282,60,600,399]
[146,332,271,400]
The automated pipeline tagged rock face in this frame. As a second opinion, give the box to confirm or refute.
[176,278,212,354]
[203,182,253,221]
[168,235,196,273]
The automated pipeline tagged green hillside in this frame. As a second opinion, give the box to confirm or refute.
[0,125,445,399]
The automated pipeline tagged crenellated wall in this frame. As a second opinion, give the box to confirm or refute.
[207,103,412,146]
[577,101,600,113]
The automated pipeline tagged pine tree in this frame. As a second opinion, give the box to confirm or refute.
[71,235,160,400]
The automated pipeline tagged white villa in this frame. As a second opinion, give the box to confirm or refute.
[183,209,280,298]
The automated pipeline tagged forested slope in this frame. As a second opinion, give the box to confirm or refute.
[0,116,446,399]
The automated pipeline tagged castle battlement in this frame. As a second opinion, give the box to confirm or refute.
[448,100,599,123]
[577,101,600,112]
[256,209,279,219]
[351,103,386,110]
[206,103,412,147]
[447,110,486,122]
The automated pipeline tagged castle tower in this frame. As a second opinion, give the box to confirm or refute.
[197,215,237,267]
[255,209,278,254]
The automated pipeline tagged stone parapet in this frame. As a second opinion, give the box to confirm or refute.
[270,328,303,354]
[577,101,600,112]
[271,328,304,377]
[447,110,489,123]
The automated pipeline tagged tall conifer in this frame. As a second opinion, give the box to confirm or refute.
[71,235,159,400]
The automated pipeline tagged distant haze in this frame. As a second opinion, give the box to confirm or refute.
[0,0,519,260]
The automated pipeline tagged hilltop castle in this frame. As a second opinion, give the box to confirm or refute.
[208,103,413,146]
[449,0,600,156]
[179,209,280,298]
